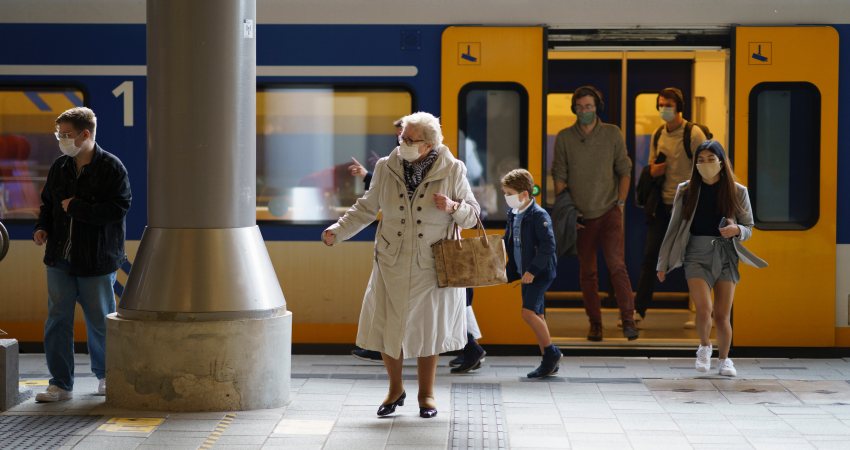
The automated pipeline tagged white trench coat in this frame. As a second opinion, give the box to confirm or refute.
[327,146,480,359]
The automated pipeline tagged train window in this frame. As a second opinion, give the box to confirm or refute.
[256,87,412,223]
[0,88,85,220]
[748,82,820,230]
[458,83,528,223]
[633,93,666,188]
[544,93,574,207]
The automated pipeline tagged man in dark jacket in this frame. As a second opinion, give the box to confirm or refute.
[32,107,131,402]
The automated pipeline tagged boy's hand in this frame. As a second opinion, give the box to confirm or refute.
[521,272,535,284]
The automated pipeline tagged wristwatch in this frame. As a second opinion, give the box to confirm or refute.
[616,200,626,207]
[451,201,461,213]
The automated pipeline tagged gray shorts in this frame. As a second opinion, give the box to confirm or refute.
[683,235,740,286]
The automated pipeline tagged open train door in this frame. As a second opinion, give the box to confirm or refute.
[732,27,839,347]
[441,27,544,345]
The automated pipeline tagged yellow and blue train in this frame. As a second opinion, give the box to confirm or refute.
[1,0,848,352]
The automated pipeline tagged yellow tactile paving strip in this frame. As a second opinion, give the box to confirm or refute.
[97,417,164,433]
[199,412,236,449]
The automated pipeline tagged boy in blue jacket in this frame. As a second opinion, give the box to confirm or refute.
[502,169,562,378]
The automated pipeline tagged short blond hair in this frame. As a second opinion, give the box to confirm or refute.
[501,169,534,194]
[56,107,97,138]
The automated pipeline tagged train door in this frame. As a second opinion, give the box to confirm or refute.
[543,49,730,347]
[441,26,545,345]
[732,26,839,347]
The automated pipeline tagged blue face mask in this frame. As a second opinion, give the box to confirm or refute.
[659,106,676,122]
[577,111,596,125]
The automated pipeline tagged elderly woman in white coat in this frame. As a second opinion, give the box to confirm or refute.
[322,112,480,418]
[656,140,766,378]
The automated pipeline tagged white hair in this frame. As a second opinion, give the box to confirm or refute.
[401,112,443,148]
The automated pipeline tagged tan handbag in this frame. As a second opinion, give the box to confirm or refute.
[431,217,508,288]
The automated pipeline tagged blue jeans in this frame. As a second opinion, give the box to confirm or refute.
[44,260,116,391]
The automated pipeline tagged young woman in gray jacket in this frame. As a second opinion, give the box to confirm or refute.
[656,140,767,377]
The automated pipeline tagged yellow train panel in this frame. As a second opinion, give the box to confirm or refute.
[733,26,838,347]
[441,26,544,344]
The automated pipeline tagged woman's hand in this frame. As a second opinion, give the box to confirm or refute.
[657,271,666,282]
[322,229,336,246]
[433,193,457,213]
[521,272,535,284]
[719,218,740,239]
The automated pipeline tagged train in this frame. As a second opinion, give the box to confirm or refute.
[1,0,848,352]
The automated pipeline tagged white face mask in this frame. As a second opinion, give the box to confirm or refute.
[58,138,82,157]
[505,194,524,209]
[696,161,722,180]
[398,143,421,162]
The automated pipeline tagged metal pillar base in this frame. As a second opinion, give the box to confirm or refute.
[105,310,291,411]
[118,226,285,319]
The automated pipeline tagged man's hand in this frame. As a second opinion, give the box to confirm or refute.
[650,162,667,178]
[61,197,74,212]
[657,271,666,282]
[521,272,535,284]
[348,157,368,179]
[33,229,48,246]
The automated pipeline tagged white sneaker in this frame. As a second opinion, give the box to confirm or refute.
[35,385,73,403]
[719,358,737,377]
[695,345,712,372]
[97,378,106,395]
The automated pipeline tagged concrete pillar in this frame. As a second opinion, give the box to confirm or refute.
[1,339,25,411]
[107,0,291,411]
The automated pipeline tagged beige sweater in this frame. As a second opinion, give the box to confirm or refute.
[650,120,707,205]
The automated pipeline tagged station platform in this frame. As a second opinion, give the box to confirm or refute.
[4,353,850,449]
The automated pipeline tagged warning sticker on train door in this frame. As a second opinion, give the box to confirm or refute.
[749,42,772,65]
[458,43,481,65]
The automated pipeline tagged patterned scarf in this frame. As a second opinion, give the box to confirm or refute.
[402,148,439,200]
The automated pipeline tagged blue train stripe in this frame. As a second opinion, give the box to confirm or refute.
[63,91,83,107]
[24,91,51,111]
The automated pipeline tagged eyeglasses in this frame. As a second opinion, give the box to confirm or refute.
[54,130,81,140]
[398,136,426,146]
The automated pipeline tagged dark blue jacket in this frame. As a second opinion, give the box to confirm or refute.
[504,200,557,283]
[35,144,132,276]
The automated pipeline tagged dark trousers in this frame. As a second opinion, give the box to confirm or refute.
[635,202,673,316]
[576,206,634,323]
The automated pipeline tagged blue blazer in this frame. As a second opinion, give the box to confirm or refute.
[504,200,558,282]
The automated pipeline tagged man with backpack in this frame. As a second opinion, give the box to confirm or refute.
[635,88,708,320]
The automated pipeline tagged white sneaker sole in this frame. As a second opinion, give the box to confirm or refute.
[35,393,73,402]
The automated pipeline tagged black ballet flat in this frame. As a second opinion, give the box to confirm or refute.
[419,406,438,418]
[377,391,406,416]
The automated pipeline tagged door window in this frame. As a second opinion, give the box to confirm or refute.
[458,83,528,223]
[748,82,820,230]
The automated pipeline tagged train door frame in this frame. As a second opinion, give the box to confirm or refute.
[543,47,731,348]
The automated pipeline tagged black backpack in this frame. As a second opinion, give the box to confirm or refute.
[635,122,712,213]
[651,121,713,160]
